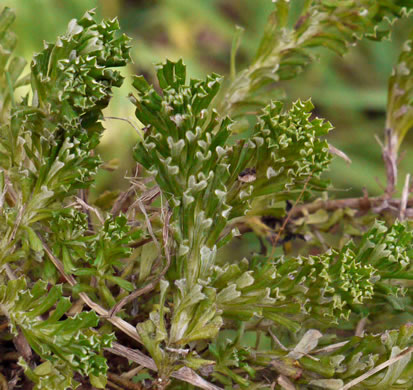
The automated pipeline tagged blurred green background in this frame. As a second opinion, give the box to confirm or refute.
[3,0,413,199]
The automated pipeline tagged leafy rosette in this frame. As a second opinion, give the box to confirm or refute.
[225,99,332,219]
[0,277,113,389]
[31,9,130,130]
[212,221,413,328]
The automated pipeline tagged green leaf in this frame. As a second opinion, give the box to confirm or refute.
[0,277,113,382]
[31,9,130,125]
[2,8,131,206]
[225,99,332,219]
[309,379,344,389]
[105,275,134,292]
[0,7,28,122]
[386,27,413,151]
[25,226,44,253]
[20,358,79,390]
[139,241,159,283]
[221,1,413,117]
[90,374,107,389]
[136,280,170,372]
[230,25,245,81]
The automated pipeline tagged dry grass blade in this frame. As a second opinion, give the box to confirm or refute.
[107,343,223,390]
[268,329,289,351]
[112,185,136,217]
[328,144,352,164]
[399,173,410,220]
[355,317,368,337]
[129,237,153,249]
[277,375,296,390]
[313,341,349,354]
[75,195,104,224]
[381,129,398,196]
[3,264,16,281]
[10,203,25,241]
[121,365,144,379]
[107,380,123,390]
[108,276,162,317]
[104,116,141,134]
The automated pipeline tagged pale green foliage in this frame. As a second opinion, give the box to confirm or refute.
[221,0,413,118]
[226,99,332,218]
[20,358,80,390]
[48,210,141,298]
[1,2,413,390]
[30,10,130,128]
[132,61,331,283]
[210,323,413,389]
[131,60,332,362]
[129,2,413,388]
[210,221,413,330]
[387,27,413,149]
[0,277,113,389]
[0,9,130,204]
[0,7,28,120]
[0,8,131,388]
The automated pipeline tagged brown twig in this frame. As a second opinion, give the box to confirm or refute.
[381,128,398,196]
[232,194,413,245]
[129,237,153,249]
[277,375,296,390]
[112,186,136,217]
[107,380,124,390]
[108,267,165,317]
[0,352,19,362]
[268,329,288,352]
[290,196,413,219]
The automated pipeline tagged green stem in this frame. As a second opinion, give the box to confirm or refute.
[5,71,16,109]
